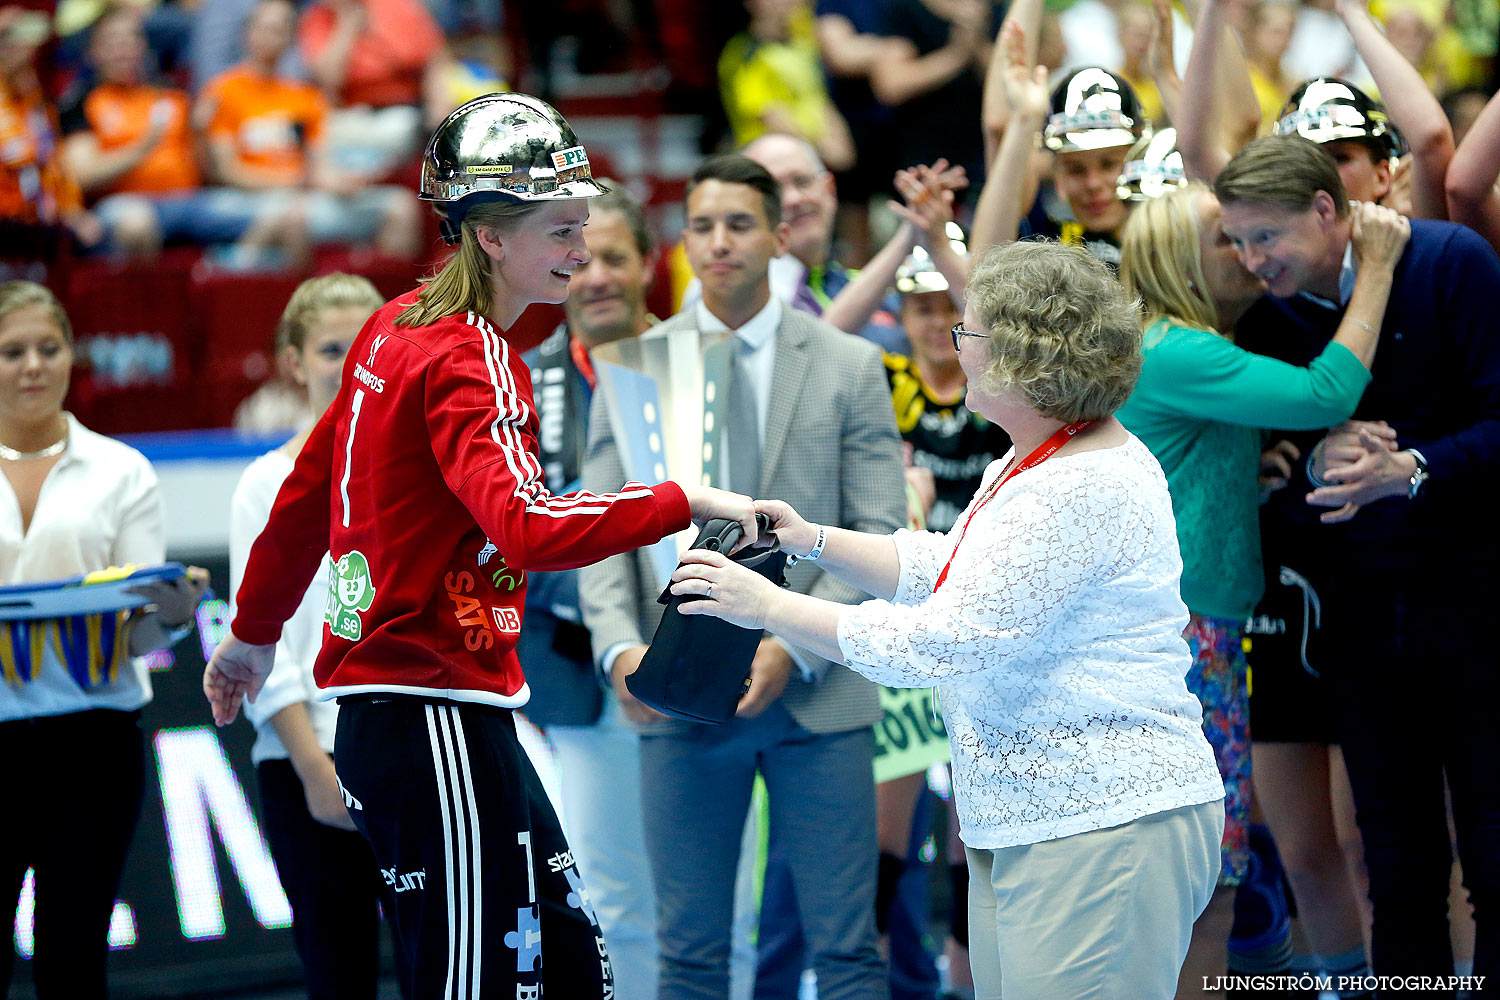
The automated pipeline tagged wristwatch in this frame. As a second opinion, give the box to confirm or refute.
[1405,448,1429,500]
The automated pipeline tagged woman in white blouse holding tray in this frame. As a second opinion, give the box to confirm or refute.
[227,274,399,1000]
[667,241,1225,1000]
[0,281,207,998]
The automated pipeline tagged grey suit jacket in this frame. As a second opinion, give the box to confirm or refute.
[578,306,906,735]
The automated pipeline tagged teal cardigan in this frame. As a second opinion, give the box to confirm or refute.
[1116,317,1371,620]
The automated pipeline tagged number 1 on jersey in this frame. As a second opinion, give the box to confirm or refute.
[340,388,365,527]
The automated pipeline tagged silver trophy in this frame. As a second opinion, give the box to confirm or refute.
[592,327,736,589]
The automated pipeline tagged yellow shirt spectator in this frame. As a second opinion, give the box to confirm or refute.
[719,5,833,147]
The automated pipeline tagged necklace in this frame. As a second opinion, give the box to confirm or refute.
[0,430,67,462]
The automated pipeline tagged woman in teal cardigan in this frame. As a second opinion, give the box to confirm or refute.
[1116,183,1409,993]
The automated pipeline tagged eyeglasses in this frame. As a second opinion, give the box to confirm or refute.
[951,323,991,352]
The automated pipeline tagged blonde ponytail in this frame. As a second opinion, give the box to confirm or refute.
[396,200,542,329]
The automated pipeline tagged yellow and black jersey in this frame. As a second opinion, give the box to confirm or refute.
[884,353,1013,532]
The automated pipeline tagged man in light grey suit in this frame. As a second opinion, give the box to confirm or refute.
[580,155,905,1000]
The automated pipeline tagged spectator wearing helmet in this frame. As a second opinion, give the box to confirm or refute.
[1271,79,1403,207]
[980,0,1234,271]
[205,93,760,999]
[1218,134,1500,991]
[883,249,1012,534]
[973,34,1146,269]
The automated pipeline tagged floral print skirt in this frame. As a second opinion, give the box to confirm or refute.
[1184,613,1251,887]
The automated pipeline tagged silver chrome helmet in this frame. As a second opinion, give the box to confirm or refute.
[1044,68,1147,153]
[1117,127,1187,202]
[1273,78,1406,161]
[420,92,609,242]
[894,223,968,295]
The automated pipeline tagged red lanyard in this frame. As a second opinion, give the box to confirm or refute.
[933,420,1095,591]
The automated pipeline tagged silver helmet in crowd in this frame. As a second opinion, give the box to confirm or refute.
[1043,68,1148,153]
[420,92,609,243]
[1116,127,1187,202]
[1273,78,1407,160]
[895,223,968,295]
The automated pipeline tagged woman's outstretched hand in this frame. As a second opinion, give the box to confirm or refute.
[752,499,817,558]
[670,550,780,631]
[203,633,275,726]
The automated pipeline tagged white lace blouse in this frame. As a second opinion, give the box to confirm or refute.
[838,435,1224,850]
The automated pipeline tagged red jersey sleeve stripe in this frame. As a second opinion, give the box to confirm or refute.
[467,312,660,516]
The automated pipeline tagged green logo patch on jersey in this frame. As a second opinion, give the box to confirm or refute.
[327,550,376,641]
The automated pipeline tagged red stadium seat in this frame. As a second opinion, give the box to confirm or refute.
[63,259,200,434]
[190,271,303,427]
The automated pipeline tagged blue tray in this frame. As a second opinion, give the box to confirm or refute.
[0,563,186,620]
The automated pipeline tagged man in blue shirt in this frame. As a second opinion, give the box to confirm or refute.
[1218,134,1500,994]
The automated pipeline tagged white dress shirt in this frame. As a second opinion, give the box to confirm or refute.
[1299,240,1357,310]
[0,414,164,721]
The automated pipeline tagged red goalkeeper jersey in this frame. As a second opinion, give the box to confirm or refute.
[231,291,690,707]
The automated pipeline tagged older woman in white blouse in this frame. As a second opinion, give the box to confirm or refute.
[669,241,1225,1000]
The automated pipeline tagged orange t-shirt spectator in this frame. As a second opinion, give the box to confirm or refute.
[0,83,83,224]
[298,0,441,109]
[1,6,84,225]
[200,66,326,188]
[64,85,199,193]
[58,7,200,196]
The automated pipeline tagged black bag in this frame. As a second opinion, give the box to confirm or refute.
[626,515,788,724]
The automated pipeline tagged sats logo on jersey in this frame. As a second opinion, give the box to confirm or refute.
[443,571,522,648]
[445,571,494,651]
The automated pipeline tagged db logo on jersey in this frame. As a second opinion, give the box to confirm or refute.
[492,607,521,634]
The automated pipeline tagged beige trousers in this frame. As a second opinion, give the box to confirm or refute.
[965,800,1223,1000]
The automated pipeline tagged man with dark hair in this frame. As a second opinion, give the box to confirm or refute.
[1218,133,1500,993]
[673,134,916,353]
[580,153,903,1000]
[690,151,784,227]
[518,179,664,1000]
